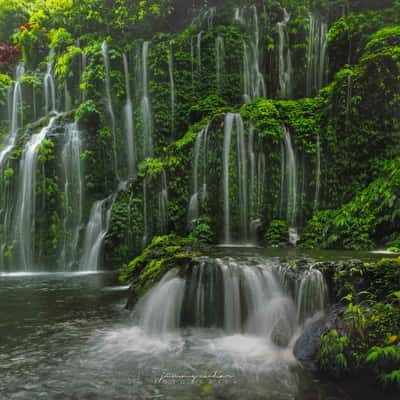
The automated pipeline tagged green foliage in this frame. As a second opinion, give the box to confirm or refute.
[119,234,196,305]
[240,99,282,140]
[19,74,41,87]
[48,27,72,53]
[333,258,400,303]
[302,158,400,250]
[3,167,14,183]
[38,138,55,162]
[75,99,99,124]
[189,95,228,122]
[138,157,165,177]
[0,73,12,105]
[319,329,349,377]
[54,44,82,80]
[343,302,367,338]
[265,220,289,246]
[367,342,400,388]
[189,216,213,244]
[0,0,27,42]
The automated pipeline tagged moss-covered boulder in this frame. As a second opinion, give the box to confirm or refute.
[120,234,201,309]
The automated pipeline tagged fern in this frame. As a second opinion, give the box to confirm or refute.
[367,344,400,363]
[382,370,400,386]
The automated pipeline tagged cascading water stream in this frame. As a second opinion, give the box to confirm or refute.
[141,41,153,158]
[282,127,299,245]
[187,124,209,227]
[168,46,175,135]
[222,113,249,244]
[159,168,168,234]
[132,257,328,345]
[190,36,195,90]
[306,13,328,97]
[81,49,87,101]
[314,133,321,210]
[80,196,114,271]
[235,5,266,102]
[215,35,225,90]
[141,176,150,249]
[196,31,202,73]
[122,53,137,178]
[101,42,119,178]
[14,116,59,270]
[64,81,71,112]
[60,122,84,270]
[296,266,327,323]
[136,270,186,336]
[0,63,24,166]
[44,62,56,114]
[277,9,292,99]
[223,114,234,244]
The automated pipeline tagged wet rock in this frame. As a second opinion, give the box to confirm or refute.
[293,304,345,370]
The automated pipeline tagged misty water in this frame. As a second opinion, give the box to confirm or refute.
[0,249,396,400]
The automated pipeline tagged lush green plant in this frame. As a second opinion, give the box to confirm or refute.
[189,216,213,244]
[265,220,289,246]
[38,139,55,162]
[319,329,349,377]
[3,167,14,183]
[367,341,400,388]
[119,234,197,307]
[343,302,367,338]
[75,99,99,124]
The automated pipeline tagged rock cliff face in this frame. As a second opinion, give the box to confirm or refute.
[0,1,399,272]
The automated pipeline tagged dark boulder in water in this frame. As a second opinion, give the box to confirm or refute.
[294,304,345,370]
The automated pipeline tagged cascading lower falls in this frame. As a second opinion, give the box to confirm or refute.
[132,257,328,348]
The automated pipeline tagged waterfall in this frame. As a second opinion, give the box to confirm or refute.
[14,116,58,270]
[314,133,321,210]
[196,31,202,73]
[81,50,87,101]
[60,122,84,270]
[296,267,327,323]
[277,9,292,99]
[236,5,266,102]
[141,41,153,158]
[190,36,195,90]
[0,64,24,270]
[142,176,149,249]
[306,13,328,97]
[168,46,175,134]
[215,36,225,90]
[248,126,264,240]
[64,81,71,112]
[132,257,328,344]
[346,74,353,129]
[136,270,186,336]
[122,53,137,178]
[188,124,209,227]
[236,114,249,240]
[80,196,113,271]
[256,153,266,216]
[101,42,118,177]
[159,169,168,233]
[192,6,216,29]
[222,113,249,244]
[204,6,216,29]
[44,62,56,114]
[0,63,24,166]
[223,114,234,244]
[282,127,298,245]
